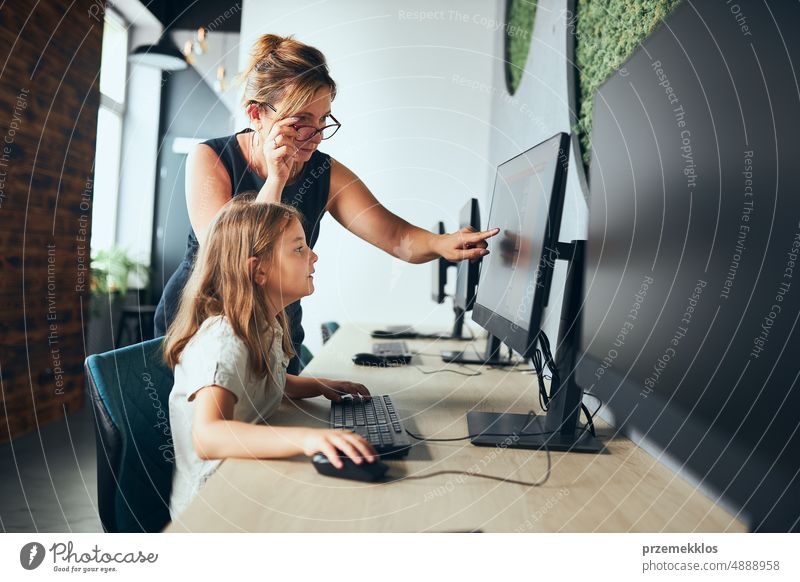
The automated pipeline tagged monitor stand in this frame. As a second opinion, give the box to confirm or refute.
[465,411,602,452]
[440,333,514,366]
[467,240,604,453]
[451,306,465,339]
[416,306,474,341]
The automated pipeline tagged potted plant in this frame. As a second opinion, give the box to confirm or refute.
[86,246,150,355]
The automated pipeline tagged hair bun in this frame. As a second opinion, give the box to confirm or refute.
[238,33,337,112]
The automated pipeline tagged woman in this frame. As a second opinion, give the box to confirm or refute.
[154,33,498,374]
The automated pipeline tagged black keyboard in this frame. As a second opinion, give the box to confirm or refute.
[329,395,411,458]
[372,341,412,362]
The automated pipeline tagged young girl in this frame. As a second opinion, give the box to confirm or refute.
[164,196,377,520]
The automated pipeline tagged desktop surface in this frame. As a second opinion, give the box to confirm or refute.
[165,324,746,533]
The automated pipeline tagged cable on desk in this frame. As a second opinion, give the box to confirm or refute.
[412,350,528,371]
[400,411,551,487]
[397,462,550,488]
[412,365,482,377]
[404,411,551,442]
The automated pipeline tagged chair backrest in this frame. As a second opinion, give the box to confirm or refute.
[321,321,340,344]
[298,343,314,373]
[85,337,174,532]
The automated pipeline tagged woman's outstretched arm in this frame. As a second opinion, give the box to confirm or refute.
[326,158,498,264]
[185,144,233,246]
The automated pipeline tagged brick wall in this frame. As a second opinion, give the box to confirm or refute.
[0,0,104,443]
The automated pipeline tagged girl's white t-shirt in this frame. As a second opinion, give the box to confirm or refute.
[168,315,289,521]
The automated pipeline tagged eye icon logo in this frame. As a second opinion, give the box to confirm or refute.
[20,542,46,570]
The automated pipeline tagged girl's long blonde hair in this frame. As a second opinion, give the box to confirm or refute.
[163,196,301,377]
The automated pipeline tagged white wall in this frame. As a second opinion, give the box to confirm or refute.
[240,0,498,355]
[114,0,162,271]
[485,0,589,350]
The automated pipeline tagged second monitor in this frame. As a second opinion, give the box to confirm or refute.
[439,198,512,364]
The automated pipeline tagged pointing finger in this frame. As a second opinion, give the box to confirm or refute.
[467,228,500,242]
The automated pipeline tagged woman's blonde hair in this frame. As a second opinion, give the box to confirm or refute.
[163,195,302,377]
[238,33,337,118]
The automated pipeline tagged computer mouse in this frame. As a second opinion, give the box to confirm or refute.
[311,452,389,482]
[352,352,395,366]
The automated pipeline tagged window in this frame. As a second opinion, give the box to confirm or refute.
[91,8,128,251]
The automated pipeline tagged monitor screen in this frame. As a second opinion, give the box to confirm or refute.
[453,198,481,311]
[472,132,569,357]
[576,1,800,531]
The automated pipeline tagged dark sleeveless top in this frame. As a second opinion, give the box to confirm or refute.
[154,128,331,371]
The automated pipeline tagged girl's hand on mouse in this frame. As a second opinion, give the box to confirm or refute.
[302,429,377,468]
[317,379,371,402]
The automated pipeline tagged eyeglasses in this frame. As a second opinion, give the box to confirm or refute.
[259,102,342,142]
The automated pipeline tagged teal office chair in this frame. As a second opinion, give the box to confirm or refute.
[298,344,314,372]
[85,337,174,533]
[321,321,340,344]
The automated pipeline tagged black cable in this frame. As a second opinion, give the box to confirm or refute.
[580,402,595,437]
[404,411,550,442]
[530,330,561,411]
[531,347,550,410]
[533,330,601,438]
[579,394,604,438]
[400,411,551,487]
[397,462,550,488]
[412,365,482,377]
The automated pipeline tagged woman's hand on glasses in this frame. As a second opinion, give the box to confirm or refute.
[261,115,302,185]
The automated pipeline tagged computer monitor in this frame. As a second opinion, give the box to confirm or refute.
[466,132,602,452]
[441,196,513,364]
[471,132,568,358]
[453,198,481,313]
[431,221,449,304]
[575,1,800,531]
[429,210,484,342]
[439,198,482,346]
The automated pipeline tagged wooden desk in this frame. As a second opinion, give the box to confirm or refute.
[165,324,746,532]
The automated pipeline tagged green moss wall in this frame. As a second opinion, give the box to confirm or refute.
[505,0,538,94]
[574,0,683,166]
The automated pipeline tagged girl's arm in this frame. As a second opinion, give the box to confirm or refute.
[284,374,371,401]
[326,158,499,264]
[190,384,376,468]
